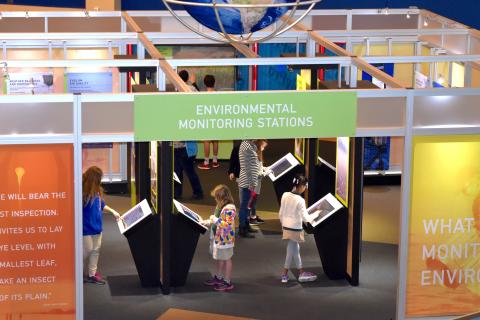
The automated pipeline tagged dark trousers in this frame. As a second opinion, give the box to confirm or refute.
[174,148,203,198]
[239,187,251,228]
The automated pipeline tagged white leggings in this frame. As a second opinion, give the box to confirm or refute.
[83,234,102,277]
[284,240,302,269]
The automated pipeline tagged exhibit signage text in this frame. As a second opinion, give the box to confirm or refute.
[406,135,480,317]
[134,91,357,141]
[0,144,75,319]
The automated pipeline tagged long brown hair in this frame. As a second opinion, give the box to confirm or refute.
[82,166,103,205]
[211,184,234,210]
[255,139,268,163]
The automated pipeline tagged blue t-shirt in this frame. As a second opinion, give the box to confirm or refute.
[83,195,105,236]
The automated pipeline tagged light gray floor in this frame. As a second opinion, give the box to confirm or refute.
[84,194,398,320]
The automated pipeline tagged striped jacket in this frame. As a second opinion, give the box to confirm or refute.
[238,140,260,189]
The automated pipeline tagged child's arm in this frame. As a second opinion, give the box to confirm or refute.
[103,205,121,220]
[299,201,317,224]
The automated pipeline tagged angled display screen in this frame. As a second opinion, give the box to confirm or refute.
[118,199,153,234]
[267,153,300,182]
[306,193,343,227]
[173,199,208,231]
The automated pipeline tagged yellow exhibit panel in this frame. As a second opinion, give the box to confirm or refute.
[406,135,480,317]
[451,62,465,88]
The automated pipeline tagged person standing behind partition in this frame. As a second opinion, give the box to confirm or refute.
[237,140,260,238]
[178,69,199,91]
[83,166,121,285]
[174,141,204,200]
[198,75,219,170]
[279,174,319,283]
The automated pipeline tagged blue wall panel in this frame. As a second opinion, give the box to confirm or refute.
[120,0,480,30]
[2,0,478,30]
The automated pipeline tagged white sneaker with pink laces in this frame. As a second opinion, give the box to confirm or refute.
[298,271,317,282]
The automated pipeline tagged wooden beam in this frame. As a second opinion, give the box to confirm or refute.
[230,42,258,58]
[122,12,192,92]
[121,11,142,33]
[352,58,406,88]
[137,34,193,92]
[281,16,406,89]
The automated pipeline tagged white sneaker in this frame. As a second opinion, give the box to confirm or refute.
[298,271,317,283]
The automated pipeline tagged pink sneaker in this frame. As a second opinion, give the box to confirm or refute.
[214,280,234,291]
[204,276,223,286]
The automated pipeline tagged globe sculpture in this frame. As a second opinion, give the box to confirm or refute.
[161,0,321,44]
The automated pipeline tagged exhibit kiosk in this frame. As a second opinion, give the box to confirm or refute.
[0,7,479,320]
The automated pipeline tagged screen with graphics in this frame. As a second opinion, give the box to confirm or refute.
[118,199,152,234]
[307,193,343,227]
[173,199,207,230]
[267,153,300,182]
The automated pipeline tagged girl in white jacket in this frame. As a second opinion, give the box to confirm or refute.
[279,174,319,283]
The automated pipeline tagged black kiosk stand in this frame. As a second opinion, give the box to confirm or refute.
[171,200,208,286]
[305,193,347,280]
[305,137,364,286]
[126,142,207,293]
[118,199,161,287]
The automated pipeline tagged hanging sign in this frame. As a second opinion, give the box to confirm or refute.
[134,91,357,141]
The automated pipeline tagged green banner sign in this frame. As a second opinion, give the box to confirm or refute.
[134,91,357,141]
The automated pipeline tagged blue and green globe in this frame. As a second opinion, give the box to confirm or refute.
[184,0,294,35]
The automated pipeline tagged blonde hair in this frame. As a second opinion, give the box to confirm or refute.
[210,184,234,210]
[82,166,103,205]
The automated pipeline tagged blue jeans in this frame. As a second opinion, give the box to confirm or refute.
[239,187,251,228]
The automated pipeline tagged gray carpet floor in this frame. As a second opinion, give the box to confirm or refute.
[84,194,398,320]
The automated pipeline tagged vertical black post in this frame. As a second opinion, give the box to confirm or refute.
[310,68,318,90]
[159,141,173,294]
[347,137,364,286]
[135,142,150,203]
[306,138,319,206]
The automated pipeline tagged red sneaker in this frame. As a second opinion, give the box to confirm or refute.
[197,163,211,170]
[212,161,220,168]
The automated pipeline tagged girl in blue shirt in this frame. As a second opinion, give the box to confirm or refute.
[83,166,121,285]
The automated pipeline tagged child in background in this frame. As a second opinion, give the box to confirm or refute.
[202,184,236,291]
[279,174,319,283]
[82,166,121,285]
[198,75,219,170]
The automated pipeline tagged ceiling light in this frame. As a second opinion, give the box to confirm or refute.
[423,18,429,27]
[406,12,411,19]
